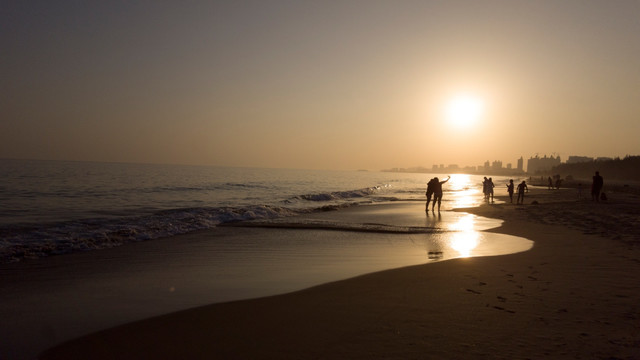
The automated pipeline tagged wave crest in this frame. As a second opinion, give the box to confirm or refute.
[294,186,384,202]
[0,184,391,263]
[0,205,301,263]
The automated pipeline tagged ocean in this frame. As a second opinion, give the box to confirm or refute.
[1,159,535,359]
[0,159,517,263]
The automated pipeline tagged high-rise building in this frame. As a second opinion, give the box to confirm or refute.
[517,157,524,172]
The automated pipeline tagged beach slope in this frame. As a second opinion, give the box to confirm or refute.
[41,188,640,359]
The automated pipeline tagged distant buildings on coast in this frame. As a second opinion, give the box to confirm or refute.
[526,154,561,174]
[383,159,526,176]
[526,154,613,174]
[383,154,615,176]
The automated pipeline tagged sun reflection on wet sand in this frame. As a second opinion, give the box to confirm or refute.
[449,230,479,258]
[445,213,480,257]
[446,212,476,232]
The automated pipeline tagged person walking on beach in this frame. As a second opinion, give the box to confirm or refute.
[431,176,451,212]
[517,180,528,204]
[506,179,515,203]
[425,177,437,211]
[482,177,489,201]
[488,177,495,203]
[592,171,604,202]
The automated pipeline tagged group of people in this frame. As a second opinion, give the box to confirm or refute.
[506,179,529,204]
[424,171,604,212]
[425,175,530,211]
[424,176,450,212]
[482,176,529,204]
[482,177,495,202]
[547,176,563,190]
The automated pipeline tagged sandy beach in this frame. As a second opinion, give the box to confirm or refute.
[5,1,640,358]
[37,185,640,359]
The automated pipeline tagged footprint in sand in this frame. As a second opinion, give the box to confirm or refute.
[492,305,516,314]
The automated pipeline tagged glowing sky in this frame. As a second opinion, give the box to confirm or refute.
[2,1,639,170]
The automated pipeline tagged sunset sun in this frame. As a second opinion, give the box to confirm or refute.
[445,95,484,128]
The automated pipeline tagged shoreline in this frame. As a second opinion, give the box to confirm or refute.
[2,198,523,360]
[40,187,640,359]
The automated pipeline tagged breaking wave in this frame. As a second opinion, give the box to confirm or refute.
[0,186,390,263]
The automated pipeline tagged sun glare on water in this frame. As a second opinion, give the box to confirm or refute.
[446,214,480,258]
[445,95,484,128]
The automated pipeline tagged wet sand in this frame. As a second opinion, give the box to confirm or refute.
[1,203,525,360]
[40,187,640,359]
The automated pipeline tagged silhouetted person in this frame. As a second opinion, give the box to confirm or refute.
[482,177,489,200]
[425,177,437,211]
[506,179,515,203]
[432,176,450,212]
[488,177,495,203]
[517,180,528,204]
[592,171,603,202]
[548,177,553,190]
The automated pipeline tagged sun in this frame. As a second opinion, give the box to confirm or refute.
[445,95,484,128]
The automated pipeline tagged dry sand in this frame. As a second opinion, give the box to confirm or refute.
[41,187,640,359]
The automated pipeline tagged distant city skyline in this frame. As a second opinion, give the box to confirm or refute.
[385,153,625,175]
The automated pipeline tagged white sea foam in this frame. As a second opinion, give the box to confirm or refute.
[1,205,303,262]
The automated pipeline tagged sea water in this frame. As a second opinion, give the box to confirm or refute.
[0,159,519,263]
[0,159,532,360]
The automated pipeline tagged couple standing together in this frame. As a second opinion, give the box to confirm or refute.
[425,176,450,212]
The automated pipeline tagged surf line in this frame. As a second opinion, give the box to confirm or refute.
[219,220,448,235]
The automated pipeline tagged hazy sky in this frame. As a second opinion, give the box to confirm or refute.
[2,1,639,170]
